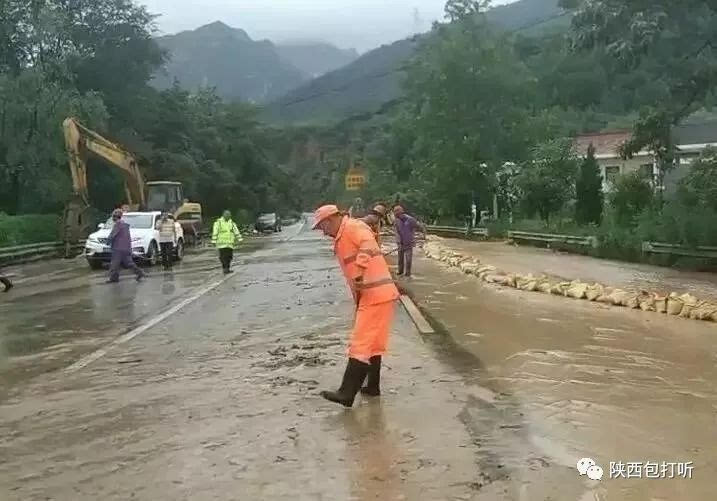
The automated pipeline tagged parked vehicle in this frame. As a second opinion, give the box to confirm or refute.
[255,213,282,233]
[84,211,184,269]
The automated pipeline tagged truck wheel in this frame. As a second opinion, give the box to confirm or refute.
[175,239,184,261]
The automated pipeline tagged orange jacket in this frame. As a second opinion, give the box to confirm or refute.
[334,216,399,306]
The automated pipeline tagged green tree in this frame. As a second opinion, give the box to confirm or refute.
[609,172,654,228]
[517,138,578,225]
[562,0,717,159]
[677,147,717,212]
[444,0,489,21]
[575,143,604,225]
[404,11,542,217]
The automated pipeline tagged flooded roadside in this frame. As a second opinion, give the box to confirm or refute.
[446,239,717,302]
[400,252,717,500]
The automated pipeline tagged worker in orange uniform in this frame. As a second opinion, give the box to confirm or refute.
[313,204,400,407]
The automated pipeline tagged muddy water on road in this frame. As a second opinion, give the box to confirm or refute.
[404,254,717,500]
[0,223,484,501]
[0,239,269,397]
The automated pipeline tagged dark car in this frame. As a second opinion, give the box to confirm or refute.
[255,213,282,233]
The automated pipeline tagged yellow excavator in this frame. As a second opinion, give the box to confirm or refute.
[62,117,203,256]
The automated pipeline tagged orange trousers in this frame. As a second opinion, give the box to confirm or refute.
[348,300,396,363]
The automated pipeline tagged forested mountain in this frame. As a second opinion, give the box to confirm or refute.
[152,22,306,102]
[152,22,358,103]
[0,3,301,221]
[276,43,358,79]
[265,0,565,124]
[265,37,422,125]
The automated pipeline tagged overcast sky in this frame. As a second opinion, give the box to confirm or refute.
[139,0,513,52]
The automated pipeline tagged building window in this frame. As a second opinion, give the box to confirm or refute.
[605,165,620,185]
[639,163,653,180]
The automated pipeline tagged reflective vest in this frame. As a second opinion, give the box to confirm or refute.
[212,218,242,249]
[334,216,399,306]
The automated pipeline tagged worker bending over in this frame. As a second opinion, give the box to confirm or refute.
[361,204,388,245]
[212,210,242,274]
[313,205,399,407]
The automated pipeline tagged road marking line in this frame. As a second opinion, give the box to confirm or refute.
[64,273,233,373]
[400,294,435,334]
[66,220,307,373]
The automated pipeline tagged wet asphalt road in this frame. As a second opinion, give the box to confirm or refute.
[0,221,484,500]
[0,236,271,395]
[2,222,717,500]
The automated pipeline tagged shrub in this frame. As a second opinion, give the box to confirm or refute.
[609,172,654,227]
[0,214,59,247]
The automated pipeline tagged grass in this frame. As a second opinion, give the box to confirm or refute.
[0,214,59,247]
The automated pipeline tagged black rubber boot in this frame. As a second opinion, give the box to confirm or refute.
[360,355,381,396]
[1,277,13,293]
[321,358,370,408]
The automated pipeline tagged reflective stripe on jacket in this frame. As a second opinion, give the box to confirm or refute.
[334,216,399,306]
[212,218,242,249]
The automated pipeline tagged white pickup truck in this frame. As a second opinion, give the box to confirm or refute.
[84,211,184,270]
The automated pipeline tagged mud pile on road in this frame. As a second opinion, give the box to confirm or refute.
[422,237,717,323]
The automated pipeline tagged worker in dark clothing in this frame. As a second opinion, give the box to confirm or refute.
[393,206,425,277]
[107,209,145,283]
[1,273,12,292]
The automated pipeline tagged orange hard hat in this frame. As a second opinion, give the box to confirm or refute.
[312,204,340,229]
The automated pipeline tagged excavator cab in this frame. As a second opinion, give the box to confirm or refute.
[146,181,203,245]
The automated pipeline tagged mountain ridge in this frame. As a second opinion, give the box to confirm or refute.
[151,21,358,103]
[265,0,567,124]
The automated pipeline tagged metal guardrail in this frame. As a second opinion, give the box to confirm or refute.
[426,225,488,238]
[0,241,86,265]
[508,230,597,248]
[642,241,717,259]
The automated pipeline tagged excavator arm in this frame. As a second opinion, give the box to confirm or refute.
[63,117,146,208]
[62,118,147,255]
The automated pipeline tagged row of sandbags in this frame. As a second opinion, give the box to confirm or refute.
[422,238,717,323]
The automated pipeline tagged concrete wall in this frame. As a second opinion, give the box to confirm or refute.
[597,155,655,192]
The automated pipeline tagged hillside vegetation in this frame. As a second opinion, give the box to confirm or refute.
[152,22,358,103]
[265,0,565,124]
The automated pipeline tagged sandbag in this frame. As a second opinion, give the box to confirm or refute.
[623,293,640,309]
[459,261,480,274]
[607,289,630,306]
[638,292,656,312]
[679,293,699,318]
[666,293,683,316]
[566,282,588,300]
[585,284,604,301]
[516,274,538,292]
[654,294,668,314]
[689,302,717,321]
[485,274,511,286]
[550,282,570,296]
[475,265,497,278]
[520,280,538,292]
[536,280,553,293]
